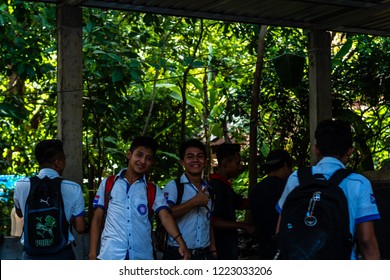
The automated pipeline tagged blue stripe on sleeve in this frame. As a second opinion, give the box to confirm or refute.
[355,214,381,225]
[72,211,86,218]
[167,200,176,206]
[154,206,171,215]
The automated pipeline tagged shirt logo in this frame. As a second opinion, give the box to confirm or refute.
[370,194,377,204]
[164,192,169,200]
[93,195,100,205]
[137,204,147,215]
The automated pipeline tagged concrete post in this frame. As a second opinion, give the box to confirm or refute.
[56,5,83,185]
[57,5,86,259]
[308,30,332,164]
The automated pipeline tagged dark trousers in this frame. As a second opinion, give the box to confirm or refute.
[215,238,238,260]
[163,246,215,260]
[257,243,277,260]
[22,244,76,260]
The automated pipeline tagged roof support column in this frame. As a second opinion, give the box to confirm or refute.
[57,5,83,185]
[308,30,332,164]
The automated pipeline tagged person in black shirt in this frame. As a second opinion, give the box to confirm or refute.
[249,150,293,259]
[208,143,254,260]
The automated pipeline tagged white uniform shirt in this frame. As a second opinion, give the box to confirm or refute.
[163,173,213,249]
[93,169,169,260]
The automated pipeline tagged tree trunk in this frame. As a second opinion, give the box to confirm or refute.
[178,20,204,177]
[249,25,268,190]
[203,68,211,179]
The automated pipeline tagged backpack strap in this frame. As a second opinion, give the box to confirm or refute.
[298,166,352,187]
[104,175,116,212]
[28,176,39,194]
[147,182,157,219]
[297,166,314,185]
[328,168,353,186]
[174,178,185,205]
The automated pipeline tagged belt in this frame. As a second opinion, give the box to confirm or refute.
[189,247,210,257]
[167,246,210,257]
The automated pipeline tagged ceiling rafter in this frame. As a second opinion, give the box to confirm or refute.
[28,0,390,36]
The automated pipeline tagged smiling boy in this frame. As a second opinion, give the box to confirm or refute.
[88,136,189,260]
[162,139,217,260]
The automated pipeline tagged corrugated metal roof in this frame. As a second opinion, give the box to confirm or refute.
[33,0,390,36]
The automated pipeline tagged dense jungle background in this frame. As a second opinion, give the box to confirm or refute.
[1,0,390,235]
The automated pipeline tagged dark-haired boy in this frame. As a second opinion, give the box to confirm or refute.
[208,143,254,260]
[249,149,293,259]
[14,139,86,259]
[162,139,216,260]
[89,136,189,260]
[276,119,381,259]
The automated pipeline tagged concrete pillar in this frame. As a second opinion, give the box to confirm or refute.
[308,30,332,164]
[57,5,86,259]
[56,5,83,185]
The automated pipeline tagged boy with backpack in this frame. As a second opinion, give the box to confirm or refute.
[276,119,381,260]
[13,139,86,259]
[88,136,189,260]
[162,139,217,260]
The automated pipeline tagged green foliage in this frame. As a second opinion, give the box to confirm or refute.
[1,1,390,227]
[333,34,390,171]
[0,1,57,176]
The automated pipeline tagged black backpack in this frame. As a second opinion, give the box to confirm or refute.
[276,167,354,260]
[23,176,69,255]
[153,179,184,253]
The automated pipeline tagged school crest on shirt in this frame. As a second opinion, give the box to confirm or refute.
[93,195,100,206]
[137,203,148,215]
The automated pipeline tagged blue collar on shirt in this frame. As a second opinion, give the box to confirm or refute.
[116,168,147,193]
[180,173,211,191]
